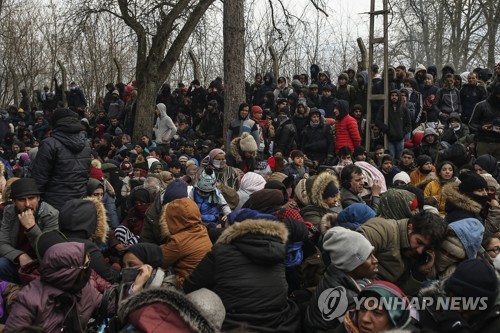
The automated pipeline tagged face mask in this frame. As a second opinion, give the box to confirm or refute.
[212,159,226,169]
[493,255,500,271]
[405,87,413,94]
[471,194,489,206]
[310,120,320,127]
[278,115,288,123]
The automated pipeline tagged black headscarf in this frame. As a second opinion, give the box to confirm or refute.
[126,243,164,268]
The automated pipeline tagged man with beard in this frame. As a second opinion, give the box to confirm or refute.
[469,83,500,159]
[432,73,462,124]
[358,211,447,295]
[340,164,382,211]
[0,178,59,283]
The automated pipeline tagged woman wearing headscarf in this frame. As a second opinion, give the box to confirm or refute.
[378,188,418,220]
[199,148,242,190]
[235,172,266,210]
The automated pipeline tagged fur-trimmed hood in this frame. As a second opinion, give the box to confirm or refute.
[442,182,482,214]
[118,288,221,333]
[319,212,338,234]
[59,197,108,243]
[217,219,288,245]
[310,172,340,209]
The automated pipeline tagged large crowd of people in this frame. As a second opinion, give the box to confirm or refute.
[0,62,499,332]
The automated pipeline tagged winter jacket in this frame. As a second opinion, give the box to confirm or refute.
[300,172,340,227]
[67,87,87,109]
[184,219,301,333]
[301,116,333,163]
[441,114,470,145]
[0,202,59,262]
[304,265,362,333]
[107,97,125,121]
[340,187,381,213]
[226,116,260,152]
[460,84,487,123]
[375,90,411,142]
[58,198,121,283]
[424,179,447,215]
[31,128,92,210]
[443,182,483,223]
[358,217,426,296]
[199,109,224,139]
[469,96,500,143]
[153,103,177,144]
[432,87,462,117]
[159,198,212,287]
[189,188,231,227]
[334,100,361,154]
[5,242,102,333]
[319,95,337,118]
[273,117,297,156]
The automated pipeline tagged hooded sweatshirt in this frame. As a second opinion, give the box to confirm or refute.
[153,103,177,144]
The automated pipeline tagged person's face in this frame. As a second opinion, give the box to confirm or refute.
[322,90,332,98]
[390,93,399,104]
[467,73,477,85]
[123,252,144,268]
[401,154,413,166]
[396,68,405,78]
[487,186,497,199]
[277,80,285,89]
[350,172,365,194]
[352,109,362,119]
[293,156,304,166]
[255,75,262,83]
[422,161,433,171]
[253,112,262,119]
[486,238,500,259]
[310,114,320,122]
[454,77,461,87]
[425,134,436,144]
[333,106,340,117]
[14,195,40,213]
[179,160,187,168]
[351,253,379,280]
[439,164,454,180]
[170,166,181,176]
[154,165,163,173]
[474,164,487,174]
[239,107,249,118]
[449,118,460,128]
[473,188,487,197]
[274,152,283,159]
[445,77,454,87]
[111,119,119,127]
[243,151,254,158]
[356,153,366,161]
[357,299,393,333]
[319,73,326,81]
[339,78,347,86]
[121,135,129,145]
[382,160,393,173]
[12,145,20,153]
[178,122,188,131]
[324,195,338,208]
[309,87,318,96]
[184,146,194,155]
[277,101,288,110]
[424,76,433,86]
[299,75,307,84]
[92,188,104,201]
[375,149,384,160]
[134,145,143,154]
[406,224,432,257]
[297,105,305,114]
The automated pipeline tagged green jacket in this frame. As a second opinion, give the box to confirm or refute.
[358,217,425,296]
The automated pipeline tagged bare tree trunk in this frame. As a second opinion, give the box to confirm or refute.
[269,45,279,80]
[223,0,245,148]
[9,67,18,106]
[113,57,122,84]
[357,38,367,72]
[57,60,68,108]
[188,50,201,80]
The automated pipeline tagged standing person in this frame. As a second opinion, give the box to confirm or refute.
[301,108,333,166]
[67,81,87,110]
[226,103,260,152]
[0,178,59,283]
[460,72,487,125]
[273,107,297,157]
[375,90,411,160]
[31,108,91,210]
[334,100,361,155]
[432,73,462,124]
[153,103,176,154]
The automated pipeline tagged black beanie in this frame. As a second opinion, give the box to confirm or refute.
[458,172,488,193]
[444,259,498,308]
[416,154,432,167]
[51,108,78,127]
[126,243,164,269]
[323,182,339,199]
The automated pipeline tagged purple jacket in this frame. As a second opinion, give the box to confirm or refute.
[5,242,102,333]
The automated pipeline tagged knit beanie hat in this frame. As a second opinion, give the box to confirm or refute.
[131,187,153,204]
[89,166,104,181]
[227,208,277,225]
[196,168,217,192]
[185,288,226,330]
[379,188,417,220]
[125,243,163,268]
[481,173,500,190]
[337,203,376,226]
[475,154,498,176]
[251,105,263,115]
[416,154,432,167]
[322,182,339,199]
[50,108,78,127]
[357,281,411,329]
[444,259,498,308]
[162,179,188,205]
[239,132,257,152]
[322,226,374,272]
[393,172,411,185]
[290,150,304,159]
[458,172,488,193]
[86,178,104,196]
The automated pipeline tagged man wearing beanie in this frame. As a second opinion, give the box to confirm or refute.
[359,211,447,295]
[31,108,91,210]
[304,227,378,332]
[227,132,258,173]
[443,171,489,223]
[419,259,500,332]
[410,154,437,189]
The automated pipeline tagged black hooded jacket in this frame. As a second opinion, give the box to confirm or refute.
[469,84,500,143]
[375,90,411,142]
[31,121,91,210]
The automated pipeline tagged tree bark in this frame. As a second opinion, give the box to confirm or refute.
[269,45,279,80]
[113,57,122,84]
[223,0,245,148]
[9,67,18,107]
[188,50,200,81]
[57,60,68,108]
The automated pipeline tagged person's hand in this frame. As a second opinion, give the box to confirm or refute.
[18,209,35,230]
[489,199,500,207]
[417,249,435,276]
[371,179,382,197]
[18,253,33,267]
[114,243,129,254]
[482,124,493,131]
[220,215,228,227]
[282,201,298,209]
[132,264,153,293]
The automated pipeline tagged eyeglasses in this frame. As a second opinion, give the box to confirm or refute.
[488,246,500,254]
